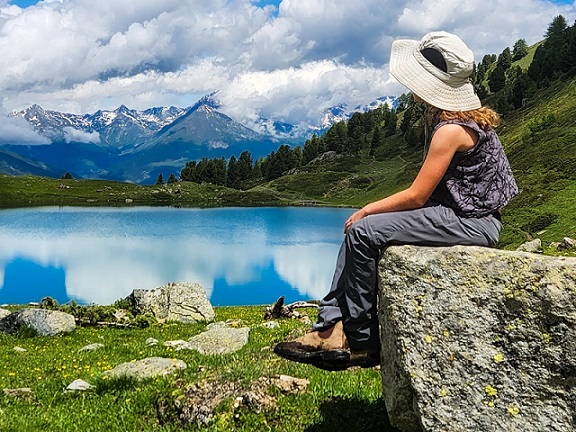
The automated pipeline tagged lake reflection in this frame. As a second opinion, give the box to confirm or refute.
[0,206,353,306]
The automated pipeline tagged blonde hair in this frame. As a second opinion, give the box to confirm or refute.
[428,106,501,129]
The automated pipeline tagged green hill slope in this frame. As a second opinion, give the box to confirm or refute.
[496,77,576,249]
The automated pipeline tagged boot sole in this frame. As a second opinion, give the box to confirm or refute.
[274,345,349,364]
[313,356,380,372]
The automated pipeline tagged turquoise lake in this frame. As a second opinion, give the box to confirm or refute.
[0,206,353,306]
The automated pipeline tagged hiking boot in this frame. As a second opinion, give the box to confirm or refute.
[273,321,349,364]
[312,348,380,371]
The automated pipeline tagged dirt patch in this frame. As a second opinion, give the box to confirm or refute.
[158,375,308,427]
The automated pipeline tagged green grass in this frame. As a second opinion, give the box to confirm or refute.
[0,175,289,209]
[496,77,576,250]
[0,306,395,432]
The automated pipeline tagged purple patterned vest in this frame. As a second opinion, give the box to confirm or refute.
[429,119,519,217]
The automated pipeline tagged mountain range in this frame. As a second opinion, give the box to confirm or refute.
[0,93,397,183]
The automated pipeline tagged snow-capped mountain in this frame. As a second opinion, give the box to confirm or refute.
[321,96,399,129]
[13,104,187,149]
[3,93,399,183]
[87,105,186,150]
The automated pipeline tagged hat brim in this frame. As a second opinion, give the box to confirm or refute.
[390,39,481,112]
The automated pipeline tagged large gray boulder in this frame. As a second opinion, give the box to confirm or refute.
[127,282,214,324]
[0,308,76,336]
[378,245,576,432]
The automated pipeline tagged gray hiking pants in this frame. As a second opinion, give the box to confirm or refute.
[312,204,502,351]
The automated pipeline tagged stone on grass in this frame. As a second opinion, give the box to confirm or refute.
[145,337,159,346]
[185,322,250,355]
[0,309,10,320]
[79,343,104,352]
[558,237,576,251]
[127,282,214,324]
[0,308,76,336]
[515,238,542,253]
[3,388,34,401]
[13,346,27,352]
[103,357,187,380]
[378,245,576,432]
[163,339,191,349]
[66,379,94,392]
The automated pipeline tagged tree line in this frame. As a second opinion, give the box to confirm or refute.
[159,16,574,189]
[474,15,576,114]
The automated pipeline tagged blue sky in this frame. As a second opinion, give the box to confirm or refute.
[1,0,575,143]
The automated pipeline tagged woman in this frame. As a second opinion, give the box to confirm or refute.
[274,31,518,371]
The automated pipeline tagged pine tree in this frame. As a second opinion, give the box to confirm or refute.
[488,63,506,93]
[167,173,177,184]
[155,173,164,185]
[512,39,529,61]
[227,155,239,188]
[303,135,319,164]
[370,126,383,157]
[237,150,253,183]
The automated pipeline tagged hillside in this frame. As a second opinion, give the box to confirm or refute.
[497,77,576,249]
[2,74,574,251]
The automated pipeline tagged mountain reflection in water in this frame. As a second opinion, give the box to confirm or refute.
[0,206,353,306]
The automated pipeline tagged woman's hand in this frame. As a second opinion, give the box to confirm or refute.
[344,208,367,233]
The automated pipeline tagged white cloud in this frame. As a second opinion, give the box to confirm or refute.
[0,113,51,145]
[62,126,100,144]
[0,0,574,130]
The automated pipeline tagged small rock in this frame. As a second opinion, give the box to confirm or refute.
[145,337,159,346]
[79,343,104,352]
[66,379,94,392]
[261,321,279,329]
[271,375,309,394]
[113,309,131,323]
[3,388,34,401]
[558,237,576,251]
[516,238,542,253]
[163,340,190,349]
[13,346,27,352]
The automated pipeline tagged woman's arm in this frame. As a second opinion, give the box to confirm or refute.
[344,123,477,233]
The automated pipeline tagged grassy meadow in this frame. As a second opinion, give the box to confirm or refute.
[0,306,394,432]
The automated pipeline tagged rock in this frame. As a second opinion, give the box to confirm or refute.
[127,282,214,324]
[558,237,576,251]
[515,238,542,253]
[163,339,191,349]
[66,379,94,392]
[13,346,27,352]
[185,322,250,355]
[271,375,309,394]
[378,245,576,432]
[79,343,104,352]
[0,308,10,320]
[3,388,34,401]
[0,308,76,336]
[261,320,279,329]
[103,357,187,380]
[145,337,159,346]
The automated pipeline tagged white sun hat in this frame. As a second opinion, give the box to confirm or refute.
[389,31,481,112]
